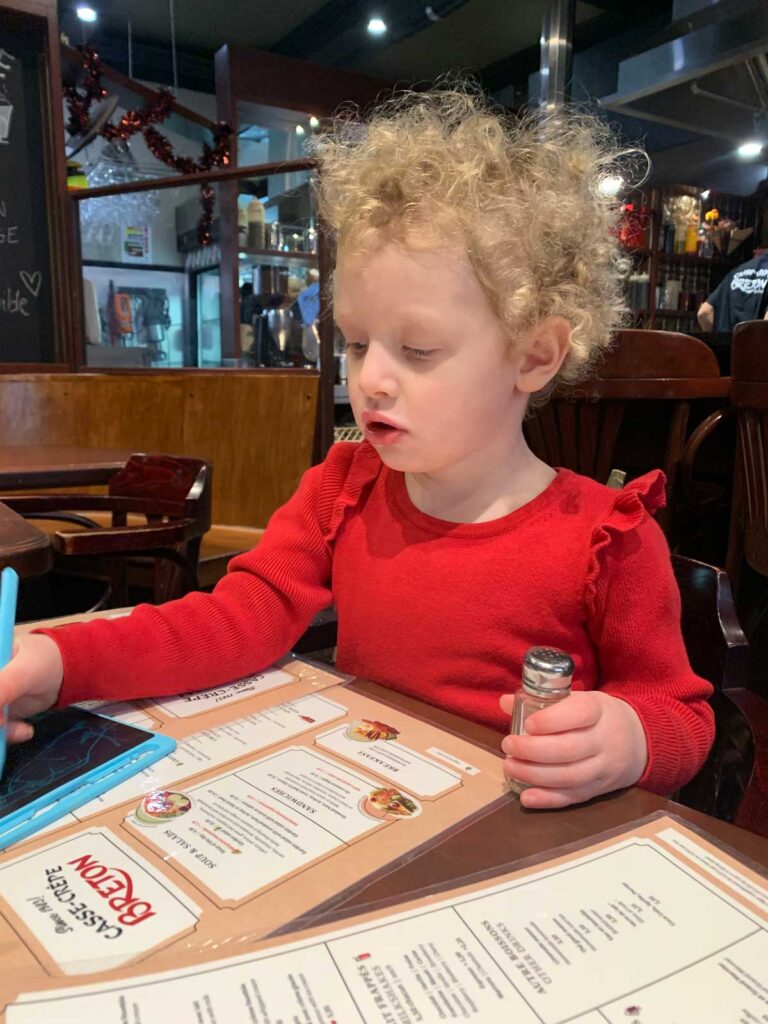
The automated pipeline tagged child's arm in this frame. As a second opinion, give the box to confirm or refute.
[6,449,354,714]
[44,461,335,707]
[501,513,714,809]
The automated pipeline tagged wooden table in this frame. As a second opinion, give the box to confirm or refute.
[15,611,768,910]
[0,501,52,578]
[328,678,768,918]
[0,445,132,490]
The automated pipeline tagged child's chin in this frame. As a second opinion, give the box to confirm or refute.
[376,448,432,474]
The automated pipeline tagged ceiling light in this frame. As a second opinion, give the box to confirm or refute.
[597,174,624,197]
[700,189,710,200]
[737,140,764,159]
[75,5,98,22]
[309,116,320,129]
[295,124,305,136]
[367,16,387,36]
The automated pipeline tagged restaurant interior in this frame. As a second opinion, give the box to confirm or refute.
[1,0,768,1014]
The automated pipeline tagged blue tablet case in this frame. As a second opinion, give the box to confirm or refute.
[0,707,176,851]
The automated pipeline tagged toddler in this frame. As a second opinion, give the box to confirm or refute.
[0,87,713,809]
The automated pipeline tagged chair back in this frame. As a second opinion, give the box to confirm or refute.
[108,454,212,535]
[105,454,212,604]
[525,330,726,533]
[727,320,768,579]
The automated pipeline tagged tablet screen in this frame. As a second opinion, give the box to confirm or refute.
[0,707,151,819]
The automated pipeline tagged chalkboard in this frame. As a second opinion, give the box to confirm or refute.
[0,8,56,363]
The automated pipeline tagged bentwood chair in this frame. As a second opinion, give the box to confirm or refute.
[3,454,211,609]
[726,320,768,596]
[671,555,757,828]
[524,329,729,540]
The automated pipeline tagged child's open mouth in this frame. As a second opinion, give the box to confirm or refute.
[362,418,406,445]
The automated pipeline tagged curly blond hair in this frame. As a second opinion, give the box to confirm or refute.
[315,84,639,386]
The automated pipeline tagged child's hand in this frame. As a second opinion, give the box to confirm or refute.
[499,691,648,809]
[0,634,64,744]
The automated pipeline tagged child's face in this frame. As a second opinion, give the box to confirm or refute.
[334,238,526,478]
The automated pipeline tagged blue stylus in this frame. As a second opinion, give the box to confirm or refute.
[0,567,19,779]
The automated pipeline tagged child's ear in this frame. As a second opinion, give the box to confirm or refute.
[514,317,571,394]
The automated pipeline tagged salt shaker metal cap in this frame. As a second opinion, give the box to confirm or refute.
[522,647,575,695]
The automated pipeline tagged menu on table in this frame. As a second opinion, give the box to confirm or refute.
[2,813,766,1022]
[0,656,509,1003]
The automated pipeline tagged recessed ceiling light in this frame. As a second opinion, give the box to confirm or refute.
[75,5,98,22]
[309,116,320,129]
[367,16,387,36]
[737,140,763,159]
[597,174,624,197]
[295,124,306,136]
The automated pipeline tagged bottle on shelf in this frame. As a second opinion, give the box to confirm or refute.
[673,215,687,255]
[636,271,650,309]
[247,199,265,250]
[662,275,681,311]
[268,220,282,251]
[684,212,699,254]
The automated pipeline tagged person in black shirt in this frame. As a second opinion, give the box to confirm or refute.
[697,249,768,331]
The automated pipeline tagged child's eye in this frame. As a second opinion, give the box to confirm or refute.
[403,346,436,361]
[344,341,368,356]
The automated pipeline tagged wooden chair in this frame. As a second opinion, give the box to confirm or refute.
[726,319,768,597]
[3,454,212,609]
[525,329,729,538]
[671,555,756,826]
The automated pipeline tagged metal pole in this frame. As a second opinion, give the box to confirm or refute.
[539,0,575,111]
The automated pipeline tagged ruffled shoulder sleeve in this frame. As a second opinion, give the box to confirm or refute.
[585,470,667,617]
[318,440,383,543]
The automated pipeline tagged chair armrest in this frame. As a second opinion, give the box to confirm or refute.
[53,520,195,556]
[2,494,185,517]
[679,407,733,502]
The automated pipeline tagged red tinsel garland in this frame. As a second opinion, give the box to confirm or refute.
[64,47,231,245]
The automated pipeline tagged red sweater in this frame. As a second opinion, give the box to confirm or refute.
[41,441,714,795]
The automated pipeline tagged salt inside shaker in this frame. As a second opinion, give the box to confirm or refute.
[508,646,575,794]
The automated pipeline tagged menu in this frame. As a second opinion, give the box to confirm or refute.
[2,814,766,1022]
[0,655,509,1003]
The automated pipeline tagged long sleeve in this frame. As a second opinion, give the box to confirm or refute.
[585,500,714,795]
[37,456,343,707]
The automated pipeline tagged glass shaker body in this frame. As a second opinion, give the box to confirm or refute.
[507,647,575,795]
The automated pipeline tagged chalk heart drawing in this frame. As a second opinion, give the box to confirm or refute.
[19,270,41,297]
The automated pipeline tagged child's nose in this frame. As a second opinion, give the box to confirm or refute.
[356,345,399,398]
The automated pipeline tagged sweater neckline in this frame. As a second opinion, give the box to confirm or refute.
[387,465,573,538]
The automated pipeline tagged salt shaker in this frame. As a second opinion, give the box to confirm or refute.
[508,646,575,794]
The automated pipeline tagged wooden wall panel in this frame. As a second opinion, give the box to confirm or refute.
[182,374,317,526]
[0,372,319,526]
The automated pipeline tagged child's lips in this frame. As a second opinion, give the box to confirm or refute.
[362,414,407,445]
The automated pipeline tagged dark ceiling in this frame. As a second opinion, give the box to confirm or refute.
[58,0,672,106]
[57,0,768,194]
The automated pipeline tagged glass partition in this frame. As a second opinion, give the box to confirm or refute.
[74,155,323,371]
